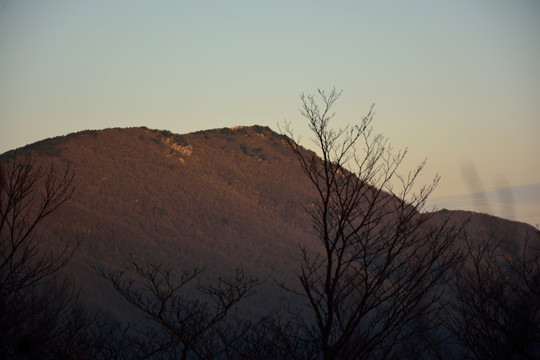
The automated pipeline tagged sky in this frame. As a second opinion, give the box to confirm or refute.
[1,0,539,225]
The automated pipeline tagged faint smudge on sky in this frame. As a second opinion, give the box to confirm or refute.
[424,159,539,226]
[427,183,540,227]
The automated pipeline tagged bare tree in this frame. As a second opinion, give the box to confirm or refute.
[281,89,463,360]
[0,153,75,291]
[442,229,540,360]
[97,255,262,360]
[0,152,78,357]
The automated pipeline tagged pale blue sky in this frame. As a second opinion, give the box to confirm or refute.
[1,1,539,224]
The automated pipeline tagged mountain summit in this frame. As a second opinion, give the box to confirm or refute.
[2,125,537,320]
[6,126,325,317]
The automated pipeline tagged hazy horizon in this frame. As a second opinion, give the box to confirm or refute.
[428,182,540,227]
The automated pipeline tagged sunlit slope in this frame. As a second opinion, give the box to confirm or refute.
[9,126,320,317]
[3,125,537,320]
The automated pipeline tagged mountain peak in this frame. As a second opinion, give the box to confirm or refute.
[3,125,537,322]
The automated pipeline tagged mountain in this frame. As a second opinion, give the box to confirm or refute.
[3,126,322,319]
[2,125,538,321]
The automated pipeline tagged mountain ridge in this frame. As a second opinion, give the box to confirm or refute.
[2,125,537,320]
[2,125,321,318]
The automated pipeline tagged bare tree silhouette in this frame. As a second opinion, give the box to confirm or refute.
[97,255,262,360]
[442,229,540,360]
[281,89,463,360]
[0,152,79,358]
